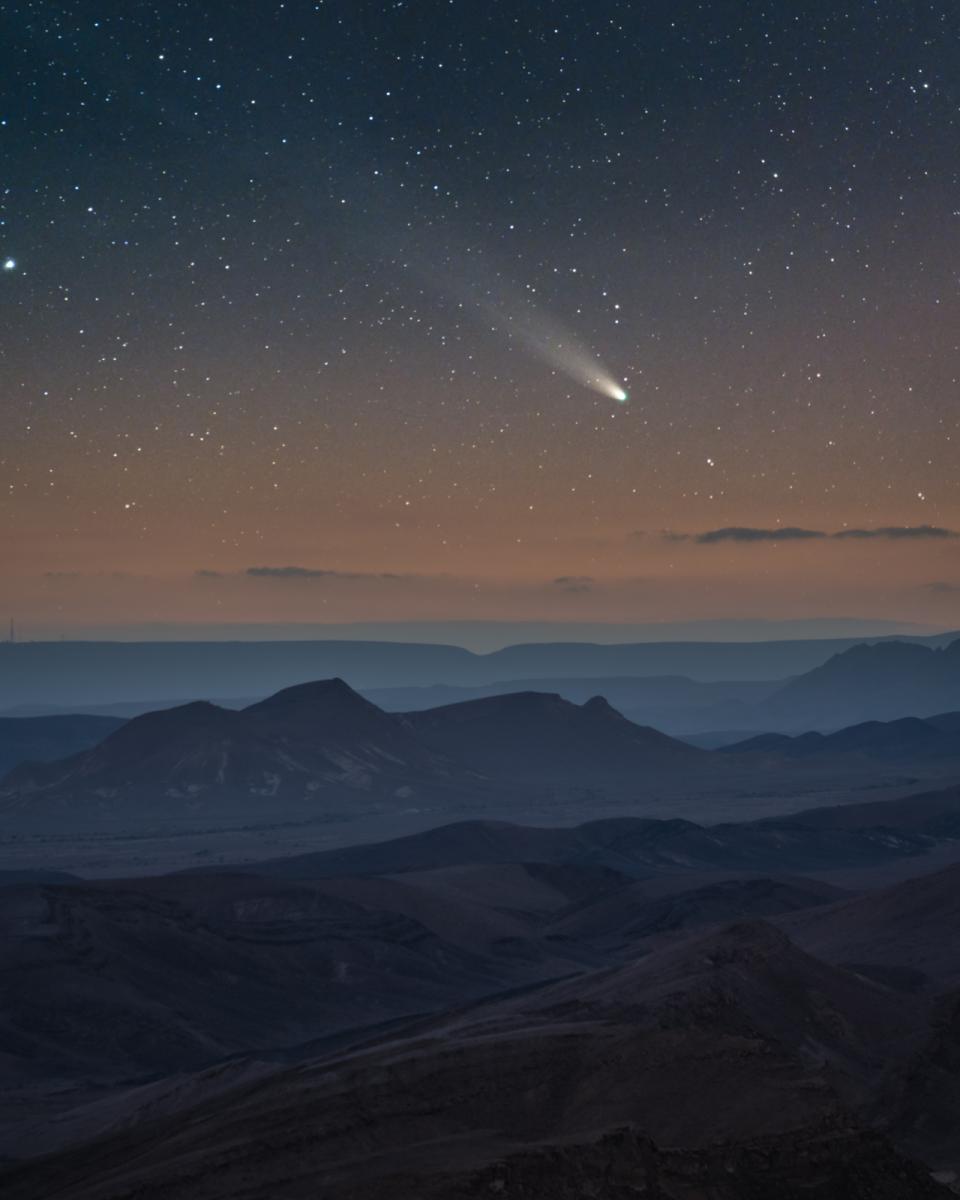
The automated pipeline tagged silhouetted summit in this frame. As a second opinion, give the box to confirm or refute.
[762,637,960,729]
[244,677,449,772]
[405,689,704,781]
[77,701,239,768]
[246,675,377,718]
[0,681,703,830]
[0,681,466,827]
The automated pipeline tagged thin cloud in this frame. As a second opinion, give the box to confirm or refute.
[695,527,826,545]
[552,575,594,593]
[247,566,362,580]
[833,525,958,540]
[925,581,960,594]
[43,570,139,579]
[664,525,959,545]
[194,566,448,584]
[244,566,427,582]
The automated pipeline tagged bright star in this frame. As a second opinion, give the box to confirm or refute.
[3,259,15,271]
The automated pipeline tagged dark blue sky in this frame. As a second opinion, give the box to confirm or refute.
[3,2,960,636]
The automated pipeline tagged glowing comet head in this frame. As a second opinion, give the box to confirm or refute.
[587,374,628,402]
[596,377,628,402]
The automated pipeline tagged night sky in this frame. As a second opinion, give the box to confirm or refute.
[3,1,960,638]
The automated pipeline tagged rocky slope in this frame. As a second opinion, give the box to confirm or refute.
[0,921,937,1199]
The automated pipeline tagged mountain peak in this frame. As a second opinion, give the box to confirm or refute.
[245,677,366,712]
[92,699,236,750]
[0,678,457,824]
[764,635,960,728]
[404,688,703,783]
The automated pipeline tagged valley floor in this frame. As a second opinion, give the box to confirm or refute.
[1,772,954,880]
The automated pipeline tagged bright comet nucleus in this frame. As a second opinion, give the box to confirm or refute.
[596,377,628,402]
[586,374,629,402]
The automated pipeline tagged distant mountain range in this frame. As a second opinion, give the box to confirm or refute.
[0,714,124,776]
[0,680,472,829]
[758,638,960,730]
[725,712,960,759]
[5,655,960,838]
[0,680,710,831]
[5,633,960,740]
[372,639,960,733]
[2,630,957,710]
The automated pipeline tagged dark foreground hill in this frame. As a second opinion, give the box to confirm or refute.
[547,874,848,955]
[0,870,569,1102]
[5,788,960,1191]
[781,863,960,992]
[0,861,852,1163]
[0,921,948,1200]
[3,1120,945,1200]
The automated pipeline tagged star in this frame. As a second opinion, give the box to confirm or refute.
[3,259,16,271]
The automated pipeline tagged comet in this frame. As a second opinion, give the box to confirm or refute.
[470,283,628,403]
[390,230,627,402]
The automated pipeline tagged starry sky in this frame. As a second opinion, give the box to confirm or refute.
[3,1,960,639]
